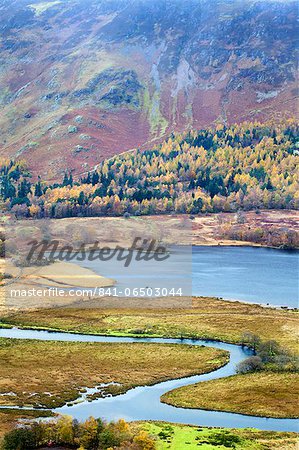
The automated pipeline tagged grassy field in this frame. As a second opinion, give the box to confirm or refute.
[137,422,299,450]
[0,338,228,409]
[1,297,298,353]
[161,372,299,418]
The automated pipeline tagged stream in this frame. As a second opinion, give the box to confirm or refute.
[0,327,297,432]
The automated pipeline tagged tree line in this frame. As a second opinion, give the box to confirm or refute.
[1,119,298,218]
[2,416,155,450]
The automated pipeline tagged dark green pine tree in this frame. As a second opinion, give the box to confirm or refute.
[34,181,43,197]
[78,191,85,205]
[92,171,99,186]
[62,173,69,186]
[69,172,73,187]
[1,178,16,200]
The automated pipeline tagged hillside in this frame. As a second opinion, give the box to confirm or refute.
[0,0,298,180]
[1,120,298,220]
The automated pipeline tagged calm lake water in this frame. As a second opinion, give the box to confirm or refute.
[192,246,299,308]
[77,246,298,307]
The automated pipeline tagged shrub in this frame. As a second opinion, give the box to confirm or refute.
[258,340,281,363]
[239,334,298,372]
[209,430,242,448]
[2,428,36,450]
[241,332,260,351]
[197,430,242,448]
[236,356,263,374]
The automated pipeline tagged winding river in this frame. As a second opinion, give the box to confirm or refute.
[1,247,298,431]
[0,327,298,432]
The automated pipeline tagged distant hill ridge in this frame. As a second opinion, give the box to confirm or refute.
[0,0,298,179]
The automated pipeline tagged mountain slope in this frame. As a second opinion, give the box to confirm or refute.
[0,0,298,179]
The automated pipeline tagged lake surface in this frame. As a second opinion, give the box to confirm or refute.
[192,246,298,307]
[0,327,297,432]
[76,246,298,307]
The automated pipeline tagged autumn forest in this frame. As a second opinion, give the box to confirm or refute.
[1,120,298,219]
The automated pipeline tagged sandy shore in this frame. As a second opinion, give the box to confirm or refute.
[0,259,114,310]
[24,261,114,289]
[1,259,114,289]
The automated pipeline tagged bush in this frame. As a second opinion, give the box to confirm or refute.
[241,332,260,351]
[197,430,242,448]
[236,356,263,374]
[98,428,121,449]
[2,428,36,450]
[239,334,298,372]
[258,340,281,363]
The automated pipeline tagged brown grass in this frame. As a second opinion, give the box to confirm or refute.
[2,297,298,353]
[161,372,299,418]
[0,338,228,409]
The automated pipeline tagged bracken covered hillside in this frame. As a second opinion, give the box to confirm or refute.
[0,0,298,179]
